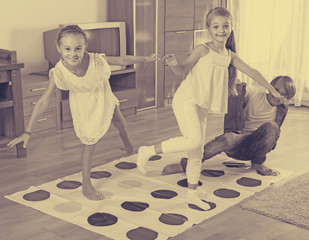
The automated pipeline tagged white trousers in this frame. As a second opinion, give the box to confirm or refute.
[161,90,208,185]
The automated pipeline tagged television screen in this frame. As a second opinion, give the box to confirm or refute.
[84,28,120,56]
[44,22,126,71]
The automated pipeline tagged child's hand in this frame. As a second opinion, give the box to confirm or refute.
[271,90,289,106]
[7,133,30,149]
[146,53,160,62]
[163,54,178,66]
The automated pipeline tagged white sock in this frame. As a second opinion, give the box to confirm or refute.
[187,188,211,211]
[137,146,155,174]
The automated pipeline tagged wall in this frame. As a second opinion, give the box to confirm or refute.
[0,0,107,75]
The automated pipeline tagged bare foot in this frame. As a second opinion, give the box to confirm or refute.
[252,163,280,176]
[162,163,184,175]
[82,183,104,200]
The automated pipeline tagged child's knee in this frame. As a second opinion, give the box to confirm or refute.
[207,133,236,149]
[260,121,280,141]
[186,137,203,151]
[112,109,125,124]
[263,121,279,130]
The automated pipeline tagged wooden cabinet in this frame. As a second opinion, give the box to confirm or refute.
[0,49,26,158]
[108,0,158,109]
[164,30,194,99]
[20,71,137,132]
[165,0,194,31]
[21,74,56,132]
[163,0,194,101]
[165,30,194,64]
[164,66,182,100]
[195,0,223,30]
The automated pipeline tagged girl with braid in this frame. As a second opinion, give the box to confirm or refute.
[137,7,287,210]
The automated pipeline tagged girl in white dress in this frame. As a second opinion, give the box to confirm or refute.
[8,25,158,200]
[137,7,288,210]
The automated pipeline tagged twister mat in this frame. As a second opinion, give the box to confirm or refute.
[5,152,295,240]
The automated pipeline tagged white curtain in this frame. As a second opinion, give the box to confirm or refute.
[228,0,309,106]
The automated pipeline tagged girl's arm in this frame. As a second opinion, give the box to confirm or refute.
[7,74,56,148]
[230,52,288,104]
[103,53,159,66]
[164,44,209,77]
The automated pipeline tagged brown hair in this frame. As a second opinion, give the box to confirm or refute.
[271,75,296,100]
[56,25,87,46]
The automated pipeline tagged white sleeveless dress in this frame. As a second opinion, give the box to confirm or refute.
[177,44,231,114]
[50,53,119,145]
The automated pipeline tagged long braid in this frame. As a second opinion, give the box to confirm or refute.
[226,30,237,93]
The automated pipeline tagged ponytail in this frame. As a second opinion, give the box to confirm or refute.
[226,30,237,95]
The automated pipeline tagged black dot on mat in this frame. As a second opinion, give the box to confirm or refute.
[214,188,240,198]
[127,227,158,240]
[87,212,118,226]
[23,190,50,201]
[223,161,247,168]
[121,201,149,212]
[188,200,216,211]
[90,171,112,179]
[159,213,188,225]
[149,155,162,161]
[236,177,262,187]
[177,178,202,188]
[201,169,225,177]
[256,170,273,176]
[115,161,137,169]
[56,180,82,189]
[151,189,178,199]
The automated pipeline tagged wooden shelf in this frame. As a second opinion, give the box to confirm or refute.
[0,63,24,72]
[22,74,57,133]
[111,85,132,92]
[0,135,10,148]
[0,100,13,108]
[111,67,136,75]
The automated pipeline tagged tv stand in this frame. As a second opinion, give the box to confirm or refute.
[56,67,138,130]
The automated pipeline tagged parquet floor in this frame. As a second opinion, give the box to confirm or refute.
[1,105,309,240]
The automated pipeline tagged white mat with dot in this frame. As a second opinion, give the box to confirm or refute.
[5,152,295,240]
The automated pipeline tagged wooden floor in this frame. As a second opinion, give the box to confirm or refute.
[1,105,309,240]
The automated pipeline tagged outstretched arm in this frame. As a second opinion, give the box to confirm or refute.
[275,104,288,128]
[163,44,209,78]
[7,74,56,148]
[103,53,159,66]
[230,52,288,105]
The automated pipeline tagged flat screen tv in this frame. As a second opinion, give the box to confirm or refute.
[43,22,127,71]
